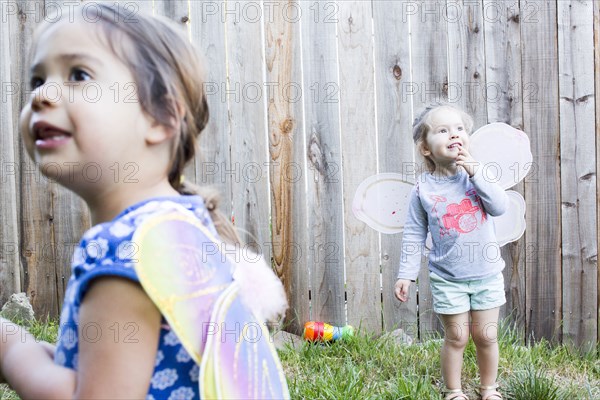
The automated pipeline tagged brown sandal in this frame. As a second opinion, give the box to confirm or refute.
[444,388,469,400]
[479,383,503,400]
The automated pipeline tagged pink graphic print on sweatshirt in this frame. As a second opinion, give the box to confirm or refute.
[441,198,481,234]
[466,188,487,223]
[429,195,450,237]
[429,189,488,237]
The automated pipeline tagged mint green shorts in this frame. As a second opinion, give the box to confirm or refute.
[429,271,506,315]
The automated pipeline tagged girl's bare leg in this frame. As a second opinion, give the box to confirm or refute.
[439,312,470,391]
[471,307,501,398]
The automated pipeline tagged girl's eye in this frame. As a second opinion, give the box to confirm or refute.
[458,126,464,131]
[68,68,91,82]
[439,128,447,134]
[30,76,44,90]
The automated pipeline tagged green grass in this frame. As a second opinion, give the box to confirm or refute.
[280,322,600,400]
[2,319,598,399]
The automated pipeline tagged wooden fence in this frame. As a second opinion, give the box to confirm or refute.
[0,0,598,349]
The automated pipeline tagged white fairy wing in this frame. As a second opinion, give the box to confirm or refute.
[470,122,533,190]
[491,190,527,246]
[352,173,414,234]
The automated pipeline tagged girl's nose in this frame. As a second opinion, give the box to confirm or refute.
[31,83,61,112]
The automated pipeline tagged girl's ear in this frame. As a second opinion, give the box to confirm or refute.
[145,99,185,145]
[419,142,431,157]
[145,122,173,145]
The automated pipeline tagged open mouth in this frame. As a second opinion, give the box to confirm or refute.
[447,143,461,150]
[32,121,72,148]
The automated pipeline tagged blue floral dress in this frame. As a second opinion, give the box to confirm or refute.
[54,196,218,399]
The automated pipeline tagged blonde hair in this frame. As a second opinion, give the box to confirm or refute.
[412,103,474,173]
[31,3,240,244]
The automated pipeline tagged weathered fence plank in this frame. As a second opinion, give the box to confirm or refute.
[300,0,345,327]
[373,0,417,336]
[153,0,188,21]
[224,2,271,262]
[595,0,600,347]
[0,2,20,305]
[410,0,449,338]
[189,1,232,217]
[447,0,488,127]
[337,1,381,333]
[132,0,153,15]
[155,0,201,185]
[482,0,526,327]
[264,0,308,335]
[557,0,598,350]
[51,188,89,315]
[521,0,562,342]
[9,0,62,318]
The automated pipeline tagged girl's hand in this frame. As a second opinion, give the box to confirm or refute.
[394,279,412,302]
[456,145,480,177]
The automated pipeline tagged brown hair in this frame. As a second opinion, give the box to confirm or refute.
[412,103,474,173]
[33,3,240,244]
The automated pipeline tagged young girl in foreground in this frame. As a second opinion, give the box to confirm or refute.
[0,3,287,399]
[395,104,507,400]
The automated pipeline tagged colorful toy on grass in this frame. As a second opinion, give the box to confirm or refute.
[303,321,354,342]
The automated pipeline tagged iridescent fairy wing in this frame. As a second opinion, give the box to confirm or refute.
[133,211,289,399]
[470,122,533,190]
[133,211,231,362]
[200,284,290,400]
[352,173,414,234]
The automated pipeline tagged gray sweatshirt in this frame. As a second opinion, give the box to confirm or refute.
[397,168,508,282]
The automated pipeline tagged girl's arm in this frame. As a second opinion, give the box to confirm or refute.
[469,168,508,216]
[1,318,76,399]
[457,146,508,216]
[75,277,161,399]
[397,183,428,281]
[2,277,161,399]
